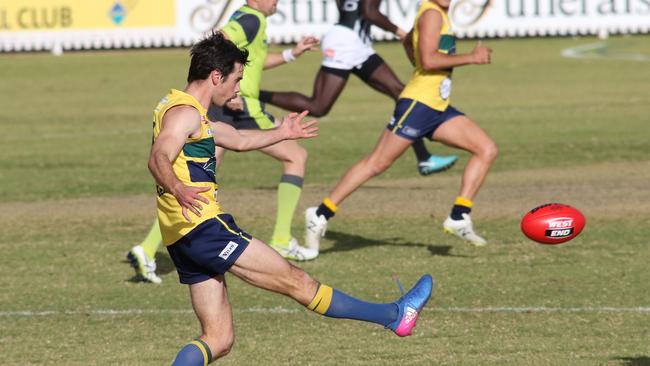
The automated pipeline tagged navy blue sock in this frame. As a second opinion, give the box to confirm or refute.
[450,204,471,220]
[316,203,335,220]
[172,340,212,366]
[307,285,398,327]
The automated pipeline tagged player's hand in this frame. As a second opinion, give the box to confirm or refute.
[292,36,320,58]
[395,27,408,41]
[471,41,492,65]
[172,183,211,223]
[278,110,319,140]
[226,95,244,111]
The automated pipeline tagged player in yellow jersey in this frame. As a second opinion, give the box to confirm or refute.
[158,32,432,366]
[305,0,498,250]
[126,0,319,283]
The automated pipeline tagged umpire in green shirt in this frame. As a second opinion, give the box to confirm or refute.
[208,0,320,261]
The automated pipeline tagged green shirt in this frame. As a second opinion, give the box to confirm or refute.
[221,6,267,99]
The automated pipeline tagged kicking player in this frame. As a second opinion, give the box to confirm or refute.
[150,32,433,365]
[207,0,320,261]
[125,0,319,275]
[259,0,458,176]
[305,0,498,249]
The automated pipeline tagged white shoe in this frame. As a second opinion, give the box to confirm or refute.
[305,207,327,251]
[270,237,319,261]
[443,214,487,247]
[126,245,162,284]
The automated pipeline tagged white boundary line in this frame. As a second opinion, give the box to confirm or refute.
[2,307,650,317]
[561,42,650,61]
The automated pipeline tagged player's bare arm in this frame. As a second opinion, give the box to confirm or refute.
[418,10,492,71]
[148,106,210,222]
[263,36,320,69]
[362,0,407,39]
[210,110,318,151]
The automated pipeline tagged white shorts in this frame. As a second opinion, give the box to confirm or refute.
[321,25,376,70]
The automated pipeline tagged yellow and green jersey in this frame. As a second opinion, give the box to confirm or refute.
[152,89,223,245]
[221,6,267,100]
[400,1,456,111]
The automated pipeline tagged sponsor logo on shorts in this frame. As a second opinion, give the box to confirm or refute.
[401,126,420,137]
[545,218,574,238]
[219,241,239,260]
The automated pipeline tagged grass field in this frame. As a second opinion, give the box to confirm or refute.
[1,35,649,365]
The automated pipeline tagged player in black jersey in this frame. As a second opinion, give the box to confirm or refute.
[259,0,458,177]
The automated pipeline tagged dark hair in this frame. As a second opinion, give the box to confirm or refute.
[187,32,249,83]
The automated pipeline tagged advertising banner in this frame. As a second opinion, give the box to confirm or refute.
[0,0,648,52]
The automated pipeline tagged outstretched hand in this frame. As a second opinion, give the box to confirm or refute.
[471,41,493,65]
[278,110,319,140]
[292,36,320,58]
[172,183,211,223]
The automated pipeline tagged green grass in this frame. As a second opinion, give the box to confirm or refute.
[1,35,650,365]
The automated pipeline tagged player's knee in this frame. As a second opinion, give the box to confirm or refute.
[309,102,332,117]
[367,158,392,177]
[482,140,498,164]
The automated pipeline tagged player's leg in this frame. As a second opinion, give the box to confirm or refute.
[433,113,498,246]
[328,130,412,205]
[356,55,458,175]
[229,238,433,337]
[171,276,233,365]
[126,218,162,284]
[259,67,349,117]
[258,139,317,260]
[304,130,412,250]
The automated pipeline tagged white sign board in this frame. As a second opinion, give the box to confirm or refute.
[0,0,648,52]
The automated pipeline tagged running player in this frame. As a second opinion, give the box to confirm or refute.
[207,0,320,261]
[152,32,433,365]
[258,0,458,176]
[304,0,498,250]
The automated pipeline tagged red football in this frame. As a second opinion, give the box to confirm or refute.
[521,203,586,244]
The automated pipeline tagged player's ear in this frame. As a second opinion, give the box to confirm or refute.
[211,69,224,85]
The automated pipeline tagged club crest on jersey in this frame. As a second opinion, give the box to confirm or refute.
[545,217,575,238]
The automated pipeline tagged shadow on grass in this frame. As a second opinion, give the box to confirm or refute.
[612,356,650,366]
[320,230,470,257]
[155,252,176,275]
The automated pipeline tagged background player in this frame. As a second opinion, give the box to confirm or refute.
[150,32,434,365]
[207,0,320,261]
[305,0,498,250]
[259,0,458,176]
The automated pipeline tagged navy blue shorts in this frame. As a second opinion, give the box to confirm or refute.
[386,99,464,141]
[166,214,252,285]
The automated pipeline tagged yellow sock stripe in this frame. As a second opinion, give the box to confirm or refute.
[307,284,333,315]
[392,100,417,133]
[190,341,209,366]
[322,197,338,213]
[455,196,473,208]
[215,216,251,242]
